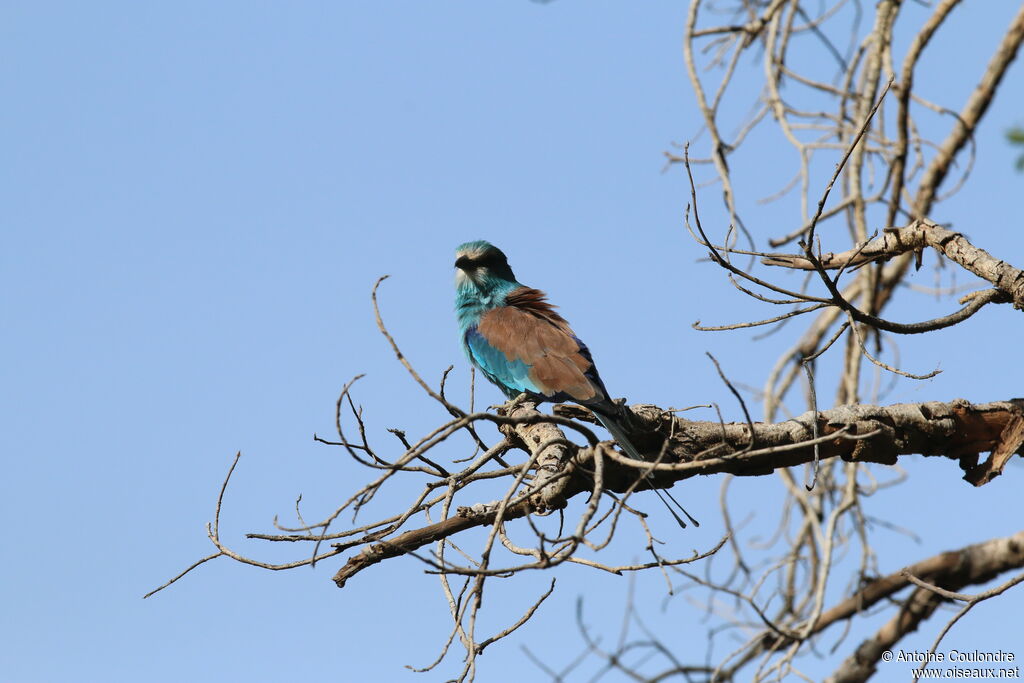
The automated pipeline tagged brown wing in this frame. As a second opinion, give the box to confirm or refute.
[477,287,603,402]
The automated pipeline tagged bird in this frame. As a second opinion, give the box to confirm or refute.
[453,240,698,528]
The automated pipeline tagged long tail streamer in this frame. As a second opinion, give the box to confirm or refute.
[594,412,699,529]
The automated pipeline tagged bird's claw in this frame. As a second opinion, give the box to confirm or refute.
[493,392,532,415]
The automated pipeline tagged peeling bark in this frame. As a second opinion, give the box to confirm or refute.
[602,398,1024,489]
[332,398,1024,588]
[763,222,1024,311]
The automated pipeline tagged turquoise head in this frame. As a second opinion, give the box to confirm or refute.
[454,241,521,329]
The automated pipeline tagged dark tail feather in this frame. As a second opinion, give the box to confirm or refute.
[594,412,699,528]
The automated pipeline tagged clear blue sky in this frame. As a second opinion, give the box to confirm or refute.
[3,2,1022,681]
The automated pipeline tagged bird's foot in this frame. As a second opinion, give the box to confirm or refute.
[494,392,532,415]
[553,403,598,423]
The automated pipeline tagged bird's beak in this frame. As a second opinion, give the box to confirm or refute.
[454,255,472,270]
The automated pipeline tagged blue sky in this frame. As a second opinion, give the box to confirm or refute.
[3,2,1023,681]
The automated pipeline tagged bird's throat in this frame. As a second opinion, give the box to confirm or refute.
[454,277,518,331]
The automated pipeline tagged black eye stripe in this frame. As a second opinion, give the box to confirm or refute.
[457,252,503,269]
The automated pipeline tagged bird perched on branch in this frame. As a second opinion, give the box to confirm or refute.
[453,240,697,528]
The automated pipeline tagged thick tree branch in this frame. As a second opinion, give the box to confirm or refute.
[762,221,1024,310]
[610,398,1024,486]
[714,530,1024,679]
[331,398,1023,588]
[827,531,1024,683]
[772,531,1024,649]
